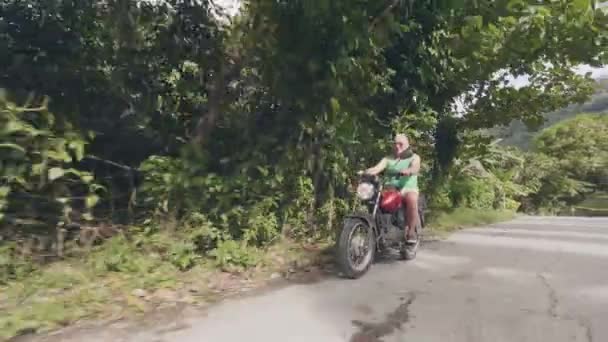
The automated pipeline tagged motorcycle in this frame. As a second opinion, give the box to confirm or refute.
[336,173,425,279]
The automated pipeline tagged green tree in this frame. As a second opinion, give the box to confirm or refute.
[2,0,607,239]
[535,113,608,189]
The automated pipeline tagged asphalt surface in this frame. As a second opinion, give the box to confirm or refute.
[28,216,608,342]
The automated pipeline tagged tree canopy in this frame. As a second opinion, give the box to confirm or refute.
[535,113,608,187]
[1,0,607,237]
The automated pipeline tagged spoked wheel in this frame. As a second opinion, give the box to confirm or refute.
[337,218,376,279]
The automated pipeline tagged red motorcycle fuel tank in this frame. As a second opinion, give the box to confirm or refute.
[379,189,402,213]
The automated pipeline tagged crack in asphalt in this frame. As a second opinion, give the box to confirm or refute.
[536,273,594,342]
[537,273,559,318]
[577,317,594,342]
[349,293,416,342]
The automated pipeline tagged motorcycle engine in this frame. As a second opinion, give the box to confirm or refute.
[379,213,405,244]
[395,209,406,229]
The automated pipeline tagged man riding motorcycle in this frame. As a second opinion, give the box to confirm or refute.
[359,133,421,244]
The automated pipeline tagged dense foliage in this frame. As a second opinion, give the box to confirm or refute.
[1,0,607,265]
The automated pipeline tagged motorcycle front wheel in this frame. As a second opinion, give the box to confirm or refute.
[336,218,376,279]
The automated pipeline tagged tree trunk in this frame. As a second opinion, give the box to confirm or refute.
[192,62,225,146]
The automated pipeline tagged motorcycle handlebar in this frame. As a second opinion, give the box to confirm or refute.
[359,172,403,180]
[358,173,380,182]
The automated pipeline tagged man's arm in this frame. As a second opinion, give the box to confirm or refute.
[401,155,421,176]
[362,158,388,176]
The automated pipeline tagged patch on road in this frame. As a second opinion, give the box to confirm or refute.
[349,293,416,342]
[450,271,474,281]
[354,304,374,316]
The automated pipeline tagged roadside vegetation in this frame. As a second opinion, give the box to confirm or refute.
[1,0,607,339]
[573,192,608,216]
[426,209,516,236]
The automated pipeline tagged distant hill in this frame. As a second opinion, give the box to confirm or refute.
[493,77,608,150]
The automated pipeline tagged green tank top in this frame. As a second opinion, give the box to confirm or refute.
[384,156,418,191]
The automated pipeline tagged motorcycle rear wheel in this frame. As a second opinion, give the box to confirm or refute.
[337,218,376,279]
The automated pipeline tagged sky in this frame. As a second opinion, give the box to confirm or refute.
[508,65,608,89]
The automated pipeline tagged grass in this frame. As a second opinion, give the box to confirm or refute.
[573,192,608,216]
[0,236,332,340]
[426,208,516,236]
[0,263,114,339]
[0,258,189,339]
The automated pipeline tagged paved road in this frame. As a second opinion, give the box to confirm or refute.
[31,216,608,342]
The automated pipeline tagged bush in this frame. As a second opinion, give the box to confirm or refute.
[0,243,36,284]
[85,233,189,290]
[428,181,454,209]
[88,235,159,274]
[283,176,316,238]
[317,195,353,237]
[138,155,193,218]
[0,93,101,232]
[181,212,226,253]
[209,240,261,271]
[129,229,201,271]
[242,198,280,246]
[430,208,516,232]
[139,154,290,244]
[167,241,199,271]
[516,152,592,212]
[449,177,496,209]
[504,198,521,211]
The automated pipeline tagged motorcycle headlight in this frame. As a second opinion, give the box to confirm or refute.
[356,182,375,201]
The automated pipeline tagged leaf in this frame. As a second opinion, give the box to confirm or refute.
[506,0,525,12]
[64,168,85,178]
[31,163,46,176]
[48,167,65,181]
[570,0,591,13]
[86,194,100,208]
[47,150,72,163]
[0,143,26,154]
[256,166,269,177]
[0,186,10,197]
[91,184,107,192]
[330,97,340,113]
[68,140,85,161]
[330,63,337,76]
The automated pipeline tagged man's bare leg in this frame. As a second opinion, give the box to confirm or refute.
[402,191,419,243]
